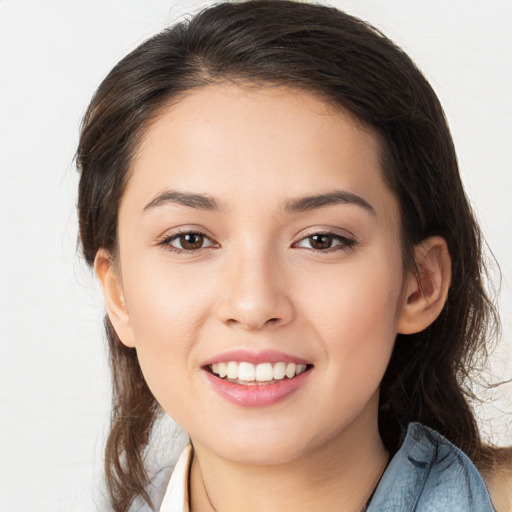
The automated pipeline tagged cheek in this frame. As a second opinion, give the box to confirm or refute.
[302,255,403,331]
[123,252,215,336]
[120,258,215,401]
[299,252,404,378]
[298,266,402,433]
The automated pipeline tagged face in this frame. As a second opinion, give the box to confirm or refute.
[106,84,409,465]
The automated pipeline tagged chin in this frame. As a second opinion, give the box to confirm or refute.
[193,423,325,466]
[220,441,308,466]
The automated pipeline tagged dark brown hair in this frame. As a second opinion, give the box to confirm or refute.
[76,1,500,510]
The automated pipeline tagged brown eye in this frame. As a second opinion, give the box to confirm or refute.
[295,232,356,252]
[308,234,333,250]
[167,232,213,251]
[182,233,204,249]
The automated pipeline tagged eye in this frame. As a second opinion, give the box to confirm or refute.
[161,231,216,252]
[294,232,356,251]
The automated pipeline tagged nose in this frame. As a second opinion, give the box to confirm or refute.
[216,250,294,331]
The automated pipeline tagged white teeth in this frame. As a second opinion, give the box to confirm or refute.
[285,363,296,379]
[273,362,286,380]
[217,362,227,378]
[210,361,308,382]
[227,361,238,380]
[238,362,255,381]
[256,363,274,381]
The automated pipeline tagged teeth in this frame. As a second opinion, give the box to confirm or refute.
[238,362,255,381]
[217,362,227,378]
[210,361,308,382]
[285,363,296,379]
[227,361,238,380]
[273,362,286,380]
[256,363,273,381]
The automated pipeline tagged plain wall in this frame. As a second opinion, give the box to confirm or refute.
[0,1,510,510]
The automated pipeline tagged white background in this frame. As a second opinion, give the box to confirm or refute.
[0,1,511,510]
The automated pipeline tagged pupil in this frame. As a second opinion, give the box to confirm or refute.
[182,233,203,249]
[311,234,332,249]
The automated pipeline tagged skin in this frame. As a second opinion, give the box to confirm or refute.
[481,452,512,512]
[96,84,451,512]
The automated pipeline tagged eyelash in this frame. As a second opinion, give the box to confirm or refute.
[293,231,357,252]
[158,230,357,254]
[158,231,217,253]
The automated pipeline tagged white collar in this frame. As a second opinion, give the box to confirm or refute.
[159,444,192,512]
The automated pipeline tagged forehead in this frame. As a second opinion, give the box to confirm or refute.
[123,83,397,219]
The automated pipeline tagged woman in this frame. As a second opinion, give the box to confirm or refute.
[77,1,505,510]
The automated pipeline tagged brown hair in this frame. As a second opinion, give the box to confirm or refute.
[76,1,500,510]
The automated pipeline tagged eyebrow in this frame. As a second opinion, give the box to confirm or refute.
[284,190,376,215]
[143,190,223,212]
[143,188,375,216]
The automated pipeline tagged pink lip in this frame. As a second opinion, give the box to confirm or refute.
[201,349,310,366]
[203,370,311,407]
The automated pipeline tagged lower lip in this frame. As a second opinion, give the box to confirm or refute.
[203,369,311,407]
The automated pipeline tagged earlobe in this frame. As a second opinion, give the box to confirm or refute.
[94,249,136,348]
[397,236,452,335]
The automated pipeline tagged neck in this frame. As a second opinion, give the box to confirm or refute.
[189,409,388,512]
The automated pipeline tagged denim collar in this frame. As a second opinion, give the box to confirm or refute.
[367,423,495,511]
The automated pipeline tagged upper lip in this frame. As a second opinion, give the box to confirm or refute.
[201,349,312,367]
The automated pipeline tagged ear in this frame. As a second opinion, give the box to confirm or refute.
[397,236,452,335]
[94,249,136,348]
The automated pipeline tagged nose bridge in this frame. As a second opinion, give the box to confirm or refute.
[217,239,293,330]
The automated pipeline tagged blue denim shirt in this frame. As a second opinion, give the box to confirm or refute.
[367,423,495,511]
[131,422,495,511]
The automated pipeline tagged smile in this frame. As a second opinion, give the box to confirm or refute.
[201,350,313,406]
[203,360,312,407]
[210,361,308,384]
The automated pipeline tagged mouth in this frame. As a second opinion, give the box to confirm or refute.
[201,350,314,406]
[206,361,312,385]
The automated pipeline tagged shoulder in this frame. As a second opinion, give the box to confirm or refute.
[368,423,496,512]
[480,446,512,512]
